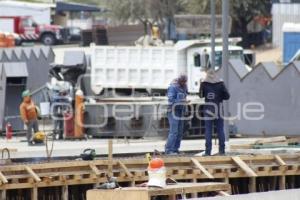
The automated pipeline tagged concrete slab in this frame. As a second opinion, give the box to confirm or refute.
[204,189,300,200]
[0,137,259,159]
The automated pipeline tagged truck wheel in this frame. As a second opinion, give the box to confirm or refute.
[41,34,56,46]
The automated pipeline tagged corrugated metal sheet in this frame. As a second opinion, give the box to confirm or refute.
[272,3,300,48]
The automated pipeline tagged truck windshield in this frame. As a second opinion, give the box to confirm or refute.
[22,18,34,27]
[215,50,244,68]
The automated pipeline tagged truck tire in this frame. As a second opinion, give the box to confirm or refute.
[41,33,56,46]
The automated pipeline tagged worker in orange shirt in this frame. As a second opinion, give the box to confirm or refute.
[19,90,39,145]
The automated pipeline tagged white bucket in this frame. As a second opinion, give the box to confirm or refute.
[40,102,50,116]
[147,166,166,188]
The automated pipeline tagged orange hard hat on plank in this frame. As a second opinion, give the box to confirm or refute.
[149,158,164,169]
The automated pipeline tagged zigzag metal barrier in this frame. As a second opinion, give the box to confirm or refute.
[0,46,54,62]
[217,59,300,136]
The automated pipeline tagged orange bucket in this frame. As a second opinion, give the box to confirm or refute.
[6,34,15,47]
[0,33,6,47]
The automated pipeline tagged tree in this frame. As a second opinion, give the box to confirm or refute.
[185,0,272,47]
[230,0,271,47]
[107,0,187,37]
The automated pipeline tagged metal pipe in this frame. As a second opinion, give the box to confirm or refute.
[211,0,216,69]
[222,0,230,141]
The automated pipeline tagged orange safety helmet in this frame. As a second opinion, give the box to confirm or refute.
[149,158,164,169]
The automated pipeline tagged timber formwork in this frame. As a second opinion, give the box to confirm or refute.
[1,154,300,199]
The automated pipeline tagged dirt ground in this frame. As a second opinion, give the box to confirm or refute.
[253,45,282,64]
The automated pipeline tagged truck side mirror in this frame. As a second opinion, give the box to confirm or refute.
[205,54,211,68]
[32,22,38,28]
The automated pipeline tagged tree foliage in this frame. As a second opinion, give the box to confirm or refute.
[107,0,187,34]
[186,0,271,30]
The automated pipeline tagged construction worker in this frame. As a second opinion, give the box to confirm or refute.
[151,22,160,40]
[199,69,230,156]
[165,75,188,155]
[19,90,39,145]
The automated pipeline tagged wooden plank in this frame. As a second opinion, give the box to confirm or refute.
[249,177,256,193]
[230,144,254,150]
[0,171,8,184]
[275,155,287,166]
[118,161,133,178]
[25,166,41,182]
[255,136,287,144]
[232,156,258,177]
[0,190,6,200]
[89,163,101,176]
[191,158,214,179]
[32,186,38,200]
[191,178,197,198]
[108,140,113,177]
[218,191,230,196]
[62,185,68,200]
[279,175,286,190]
[87,183,230,200]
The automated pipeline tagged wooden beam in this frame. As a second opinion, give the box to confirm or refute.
[191,158,214,179]
[0,171,8,184]
[62,185,68,200]
[218,191,230,196]
[25,166,41,182]
[0,190,6,200]
[249,177,256,193]
[191,178,197,198]
[255,136,286,144]
[279,175,286,190]
[118,161,133,178]
[275,155,286,166]
[31,186,38,200]
[230,144,254,150]
[232,156,257,177]
[108,140,113,177]
[89,163,101,176]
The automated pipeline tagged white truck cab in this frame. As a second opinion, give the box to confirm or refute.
[187,45,245,92]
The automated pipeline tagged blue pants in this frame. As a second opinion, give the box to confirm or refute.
[165,109,184,154]
[204,111,225,155]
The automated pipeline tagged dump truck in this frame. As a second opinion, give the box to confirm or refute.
[0,16,69,45]
[46,38,254,139]
[90,38,253,95]
[80,38,254,138]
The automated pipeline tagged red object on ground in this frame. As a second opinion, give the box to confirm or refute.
[149,158,164,169]
[64,111,74,138]
[5,122,12,140]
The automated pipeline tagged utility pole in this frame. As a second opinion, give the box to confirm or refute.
[211,0,216,69]
[222,0,230,141]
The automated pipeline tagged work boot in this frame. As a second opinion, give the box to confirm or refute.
[165,152,179,156]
